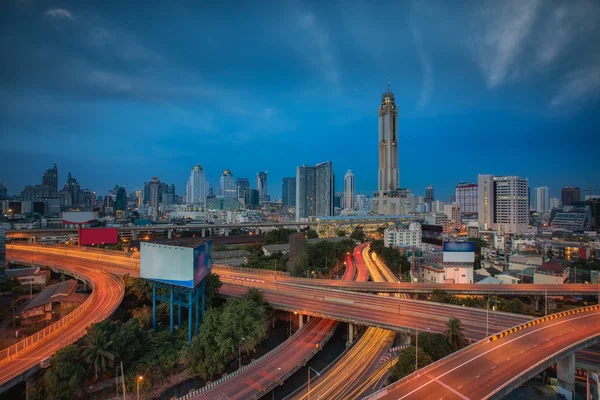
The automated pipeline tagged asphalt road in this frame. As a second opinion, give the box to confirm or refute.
[366,308,600,400]
[0,252,124,389]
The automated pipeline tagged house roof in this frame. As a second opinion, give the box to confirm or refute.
[23,280,78,311]
[6,267,40,278]
[539,260,570,273]
[477,276,503,284]
[262,244,289,253]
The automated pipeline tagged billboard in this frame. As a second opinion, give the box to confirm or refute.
[79,228,119,245]
[62,211,98,225]
[140,240,212,288]
[443,241,475,263]
[422,224,443,246]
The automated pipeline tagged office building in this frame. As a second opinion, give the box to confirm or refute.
[334,192,343,209]
[219,170,236,199]
[66,172,80,206]
[561,187,580,207]
[315,161,334,217]
[295,165,316,221]
[534,186,550,213]
[444,203,461,226]
[431,200,445,213]
[244,188,260,208]
[257,171,268,204]
[384,222,421,247]
[282,177,296,207]
[148,177,160,209]
[186,165,208,207]
[42,163,58,196]
[550,197,560,210]
[455,182,478,214]
[343,170,354,210]
[236,178,250,201]
[478,174,529,235]
[425,185,434,205]
[115,187,127,211]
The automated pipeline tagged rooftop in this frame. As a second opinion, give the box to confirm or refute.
[144,238,210,248]
[539,260,570,273]
[6,267,40,278]
[23,280,78,311]
[315,215,420,222]
[262,243,290,252]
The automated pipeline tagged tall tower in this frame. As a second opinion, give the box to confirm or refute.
[219,169,236,199]
[315,161,334,217]
[343,170,355,210]
[186,165,208,207]
[534,186,550,213]
[378,79,399,192]
[296,165,316,221]
[257,171,268,203]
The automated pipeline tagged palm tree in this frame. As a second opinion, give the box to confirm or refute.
[444,318,466,351]
[83,327,116,379]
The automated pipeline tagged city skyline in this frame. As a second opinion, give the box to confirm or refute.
[1,1,599,199]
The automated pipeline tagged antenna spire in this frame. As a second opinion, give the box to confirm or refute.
[387,77,390,92]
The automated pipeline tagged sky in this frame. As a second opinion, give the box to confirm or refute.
[1,0,600,201]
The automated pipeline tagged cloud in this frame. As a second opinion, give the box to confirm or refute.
[293,6,340,84]
[551,66,600,107]
[44,8,74,21]
[411,25,433,110]
[473,0,540,88]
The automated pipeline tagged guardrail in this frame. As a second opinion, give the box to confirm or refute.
[212,264,290,278]
[11,242,137,258]
[178,320,336,400]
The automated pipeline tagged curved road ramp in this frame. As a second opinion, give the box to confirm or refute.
[366,305,600,400]
[0,252,125,393]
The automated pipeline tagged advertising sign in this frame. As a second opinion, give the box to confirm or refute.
[422,224,443,246]
[443,241,475,263]
[62,211,98,225]
[140,240,212,288]
[79,228,119,246]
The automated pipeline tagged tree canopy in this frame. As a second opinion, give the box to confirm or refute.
[389,346,433,381]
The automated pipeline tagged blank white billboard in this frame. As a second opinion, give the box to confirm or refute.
[140,243,194,287]
[62,211,98,224]
[442,241,475,263]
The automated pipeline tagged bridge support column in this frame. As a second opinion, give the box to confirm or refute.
[152,284,157,332]
[296,226,301,232]
[167,229,172,239]
[131,230,137,240]
[299,314,304,329]
[202,228,206,238]
[533,297,540,311]
[224,228,229,237]
[347,323,354,345]
[169,287,174,334]
[404,333,412,346]
[557,354,575,400]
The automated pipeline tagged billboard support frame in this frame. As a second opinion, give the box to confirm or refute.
[151,278,206,344]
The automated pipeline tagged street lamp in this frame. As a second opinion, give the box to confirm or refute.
[312,270,316,298]
[307,366,321,400]
[137,375,143,400]
[272,367,281,400]
[238,337,246,369]
[415,326,430,372]
[290,311,298,337]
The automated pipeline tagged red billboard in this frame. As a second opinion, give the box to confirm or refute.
[79,228,119,246]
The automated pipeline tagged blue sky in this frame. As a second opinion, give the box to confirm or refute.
[1,0,599,201]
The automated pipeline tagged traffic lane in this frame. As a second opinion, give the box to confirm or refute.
[0,256,124,384]
[371,310,600,400]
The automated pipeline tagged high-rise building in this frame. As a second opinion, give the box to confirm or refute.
[149,177,161,210]
[425,185,434,205]
[282,177,296,207]
[66,172,80,206]
[550,197,560,210]
[455,182,478,214]
[478,174,529,235]
[115,187,127,211]
[219,170,236,199]
[236,178,250,201]
[343,170,354,210]
[143,182,150,205]
[316,161,334,217]
[372,81,409,215]
[186,165,208,207]
[42,163,58,196]
[444,203,461,226]
[244,189,260,208]
[165,184,176,204]
[534,186,550,213]
[296,165,316,221]
[334,192,343,209]
[257,172,268,204]
[561,187,580,207]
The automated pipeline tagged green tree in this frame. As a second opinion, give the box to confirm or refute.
[410,332,453,361]
[350,227,366,242]
[123,275,152,304]
[264,228,296,244]
[389,346,433,381]
[305,228,318,239]
[110,319,149,371]
[444,318,466,351]
[130,306,152,329]
[205,273,223,308]
[336,229,347,237]
[42,345,87,400]
[547,248,554,260]
[83,325,117,379]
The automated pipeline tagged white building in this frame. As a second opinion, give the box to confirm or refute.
[509,254,543,270]
[478,174,529,235]
[186,165,208,208]
[218,170,236,199]
[444,265,474,284]
[534,186,550,213]
[444,203,461,226]
[455,182,478,214]
[425,213,448,226]
[431,200,445,213]
[550,197,561,210]
[384,222,421,247]
[343,170,354,210]
[533,261,570,284]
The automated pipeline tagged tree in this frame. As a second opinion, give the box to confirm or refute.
[389,346,433,381]
[336,229,346,237]
[205,273,223,308]
[264,228,296,244]
[305,228,318,239]
[42,345,87,400]
[444,318,466,351]
[110,318,148,370]
[83,325,117,379]
[410,332,453,361]
[547,248,554,260]
[123,275,152,305]
[130,306,152,329]
[350,227,366,242]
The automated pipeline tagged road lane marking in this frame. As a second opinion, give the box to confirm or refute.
[425,373,470,400]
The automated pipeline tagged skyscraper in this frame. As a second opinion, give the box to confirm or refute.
[235,178,250,201]
[534,186,550,213]
[282,177,296,207]
[257,171,268,204]
[455,182,478,214]
[115,187,127,211]
[66,172,80,206]
[149,177,161,219]
[561,187,580,207]
[425,185,434,205]
[296,165,316,221]
[219,170,236,199]
[478,174,529,235]
[343,170,354,210]
[186,165,208,207]
[315,161,334,217]
[42,163,58,196]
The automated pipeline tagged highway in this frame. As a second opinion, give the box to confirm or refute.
[367,306,600,400]
[0,252,124,391]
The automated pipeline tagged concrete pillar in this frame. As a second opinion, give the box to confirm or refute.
[225,228,229,237]
[299,314,304,328]
[533,297,540,311]
[557,354,575,400]
[348,323,354,344]
[296,226,301,232]
[132,230,137,240]
[167,230,172,239]
[202,228,206,238]
[255,227,260,235]
[404,333,412,346]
